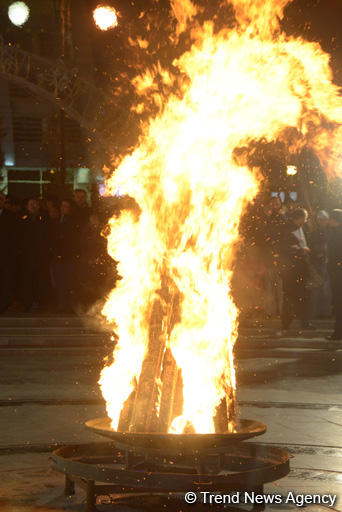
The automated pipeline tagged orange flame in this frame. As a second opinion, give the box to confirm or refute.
[170,0,198,37]
[99,0,342,433]
[231,0,293,37]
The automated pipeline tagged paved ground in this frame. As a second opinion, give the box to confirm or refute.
[0,315,341,511]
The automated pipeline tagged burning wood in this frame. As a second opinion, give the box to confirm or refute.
[158,349,182,433]
[129,295,167,432]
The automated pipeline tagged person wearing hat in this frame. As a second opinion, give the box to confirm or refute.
[327,209,342,340]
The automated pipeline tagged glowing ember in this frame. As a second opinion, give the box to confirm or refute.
[93,5,118,31]
[99,0,342,434]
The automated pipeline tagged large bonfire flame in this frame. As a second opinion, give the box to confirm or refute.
[99,0,342,434]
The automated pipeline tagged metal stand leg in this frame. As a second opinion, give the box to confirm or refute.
[85,480,97,512]
[64,475,75,496]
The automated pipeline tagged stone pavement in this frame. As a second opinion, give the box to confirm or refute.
[0,315,341,511]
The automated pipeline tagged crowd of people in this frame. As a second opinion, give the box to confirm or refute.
[236,196,342,339]
[1,188,342,339]
[0,189,115,314]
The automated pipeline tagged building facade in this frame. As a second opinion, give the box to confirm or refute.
[0,0,104,199]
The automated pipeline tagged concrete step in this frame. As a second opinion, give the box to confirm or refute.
[0,315,108,328]
[240,318,334,329]
[0,326,109,335]
[0,333,112,347]
[0,315,113,338]
[0,315,83,327]
[237,336,341,350]
[0,334,334,350]
[239,329,332,341]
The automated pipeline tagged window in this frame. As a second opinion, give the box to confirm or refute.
[7,168,50,198]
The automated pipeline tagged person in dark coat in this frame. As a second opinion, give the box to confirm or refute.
[327,209,342,340]
[279,208,313,332]
[73,188,90,227]
[0,192,15,311]
[80,212,113,307]
[50,199,77,313]
[19,197,47,310]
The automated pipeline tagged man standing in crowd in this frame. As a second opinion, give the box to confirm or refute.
[327,209,342,340]
[81,212,113,307]
[279,208,313,332]
[72,188,90,300]
[20,198,47,311]
[73,189,90,226]
[50,199,77,313]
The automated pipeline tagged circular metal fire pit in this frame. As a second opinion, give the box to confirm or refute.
[85,417,266,454]
[51,441,290,512]
[52,419,288,511]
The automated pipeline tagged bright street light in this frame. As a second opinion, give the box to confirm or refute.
[93,5,118,31]
[286,165,298,176]
[8,1,30,27]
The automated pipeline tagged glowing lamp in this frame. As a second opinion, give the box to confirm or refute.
[93,5,118,31]
[8,1,30,27]
[286,165,298,176]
